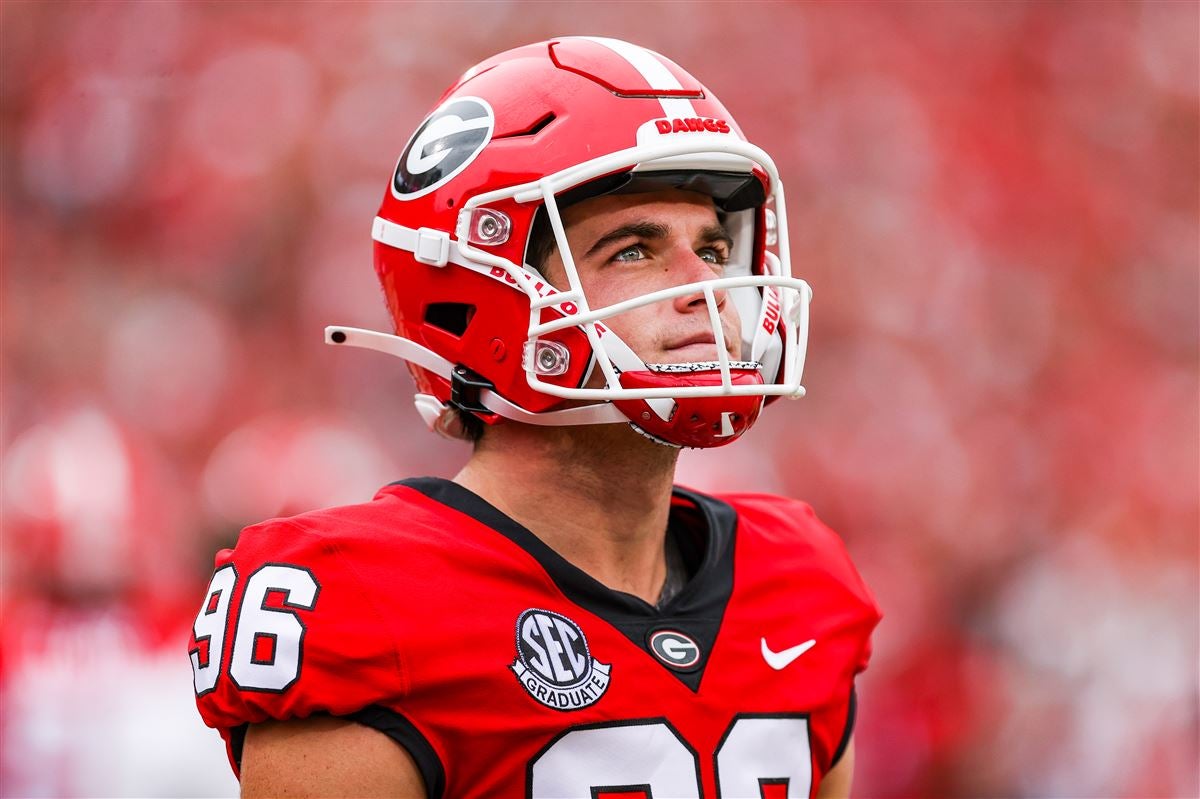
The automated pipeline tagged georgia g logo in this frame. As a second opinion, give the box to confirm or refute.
[511,609,611,711]
[392,96,494,200]
[648,629,701,671]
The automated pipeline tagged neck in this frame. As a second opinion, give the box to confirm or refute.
[454,420,679,604]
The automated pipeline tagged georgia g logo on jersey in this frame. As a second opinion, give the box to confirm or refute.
[392,97,494,200]
[511,609,611,711]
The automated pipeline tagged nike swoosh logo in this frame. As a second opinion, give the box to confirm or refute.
[761,637,816,670]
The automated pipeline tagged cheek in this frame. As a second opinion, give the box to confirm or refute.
[600,304,662,351]
[578,274,680,357]
[722,302,742,334]
[581,269,656,309]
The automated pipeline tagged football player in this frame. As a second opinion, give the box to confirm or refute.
[190,37,880,798]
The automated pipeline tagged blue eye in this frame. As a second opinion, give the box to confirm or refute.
[699,247,729,266]
[612,245,646,263]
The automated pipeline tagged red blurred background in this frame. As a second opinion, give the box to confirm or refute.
[1,2,1196,797]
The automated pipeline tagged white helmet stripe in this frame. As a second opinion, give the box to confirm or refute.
[581,36,699,119]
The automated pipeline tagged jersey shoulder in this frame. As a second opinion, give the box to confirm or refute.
[710,491,854,557]
[707,490,881,625]
[191,481,474,737]
[227,480,468,560]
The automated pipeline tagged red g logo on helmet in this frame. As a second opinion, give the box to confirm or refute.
[392,97,495,200]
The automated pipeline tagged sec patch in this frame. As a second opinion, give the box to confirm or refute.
[510,609,611,711]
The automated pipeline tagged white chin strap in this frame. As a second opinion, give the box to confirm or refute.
[324,326,628,428]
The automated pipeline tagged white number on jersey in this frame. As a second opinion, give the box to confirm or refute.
[530,715,812,797]
[189,564,320,694]
[190,565,236,696]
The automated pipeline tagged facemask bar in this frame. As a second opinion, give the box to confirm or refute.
[455,136,813,402]
[527,273,809,399]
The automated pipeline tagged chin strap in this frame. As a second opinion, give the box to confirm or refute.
[325,326,628,427]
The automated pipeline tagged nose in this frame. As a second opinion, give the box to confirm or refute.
[669,248,727,315]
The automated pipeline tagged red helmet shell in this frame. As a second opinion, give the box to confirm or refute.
[374,38,762,420]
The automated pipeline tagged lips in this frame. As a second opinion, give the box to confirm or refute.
[663,331,739,363]
[667,333,717,351]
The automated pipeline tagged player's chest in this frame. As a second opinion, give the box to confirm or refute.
[389,574,856,798]
[399,582,850,712]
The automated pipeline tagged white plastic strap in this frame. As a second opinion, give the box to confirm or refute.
[373,217,470,270]
[325,326,628,427]
[325,326,451,378]
[479,389,627,426]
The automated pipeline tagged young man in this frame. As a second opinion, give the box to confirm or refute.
[190,37,880,798]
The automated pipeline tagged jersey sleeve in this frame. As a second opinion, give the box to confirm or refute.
[189,518,407,755]
[799,503,880,675]
[729,492,882,675]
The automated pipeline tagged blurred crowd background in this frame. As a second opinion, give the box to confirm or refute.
[2,2,1196,797]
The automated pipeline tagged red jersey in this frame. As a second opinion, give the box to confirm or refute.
[190,478,880,797]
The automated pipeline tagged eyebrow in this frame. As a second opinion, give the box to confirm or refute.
[582,220,734,260]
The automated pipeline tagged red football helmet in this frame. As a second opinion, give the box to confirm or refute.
[328,37,812,448]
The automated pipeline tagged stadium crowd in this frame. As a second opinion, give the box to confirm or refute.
[2,2,1196,796]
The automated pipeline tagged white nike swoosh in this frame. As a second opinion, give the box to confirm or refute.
[761,637,816,670]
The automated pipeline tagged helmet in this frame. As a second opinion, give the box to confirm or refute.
[328,36,812,448]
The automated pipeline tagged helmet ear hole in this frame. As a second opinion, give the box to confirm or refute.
[424,303,475,337]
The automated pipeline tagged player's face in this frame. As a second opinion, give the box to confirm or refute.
[544,189,742,365]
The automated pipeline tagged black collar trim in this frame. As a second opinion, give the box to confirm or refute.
[393,477,737,691]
